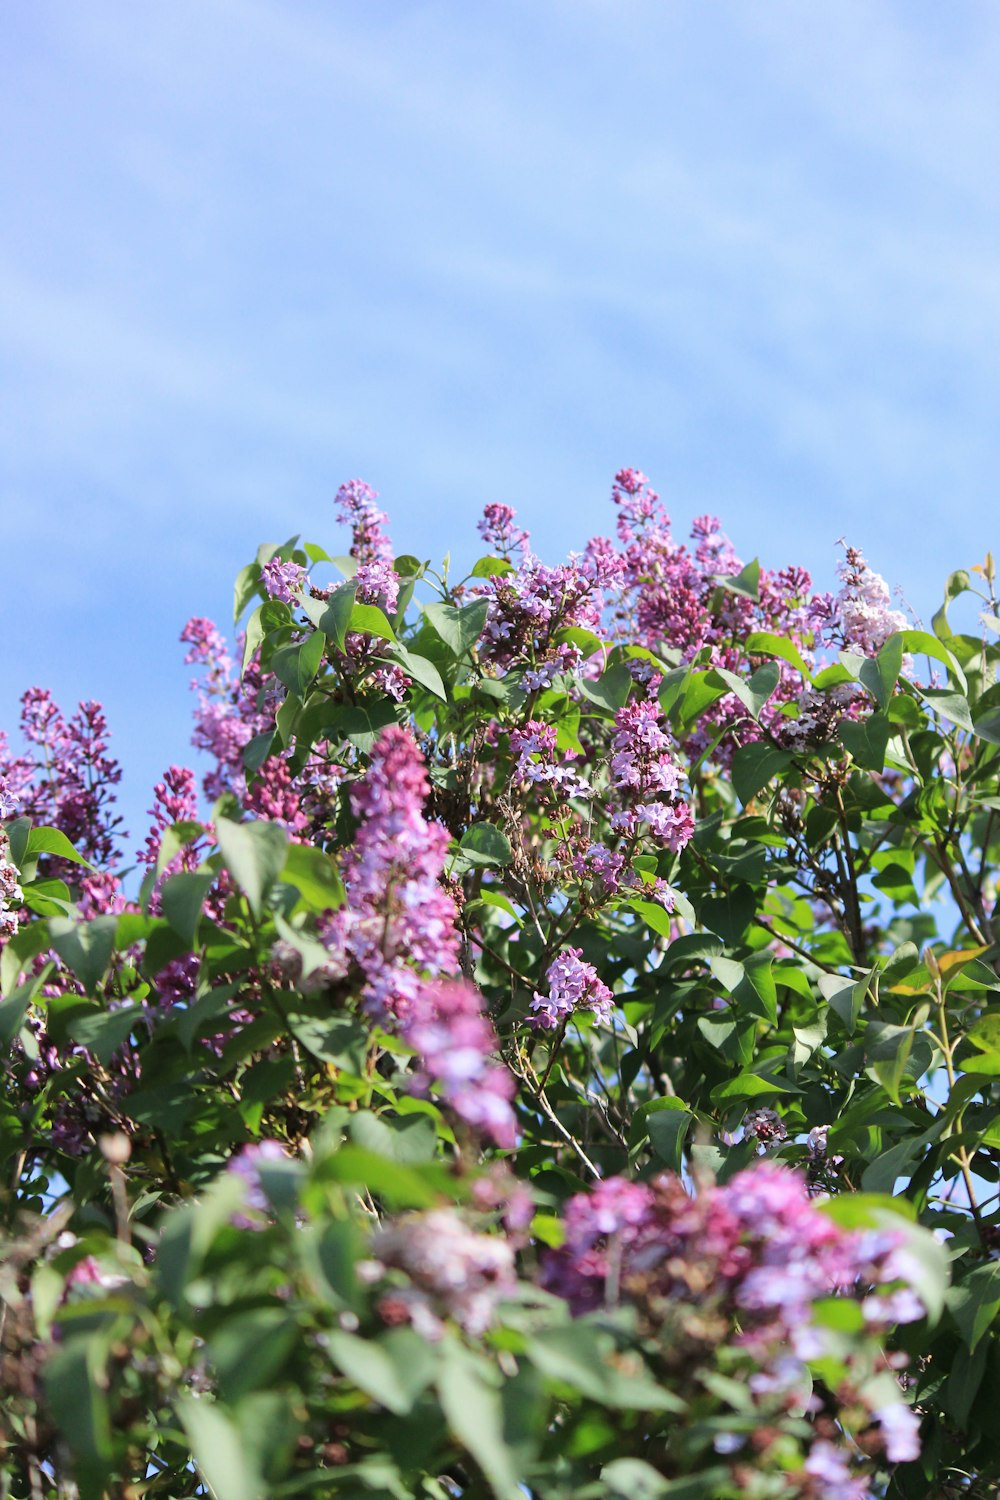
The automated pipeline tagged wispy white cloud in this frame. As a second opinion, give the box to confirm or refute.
[3,0,999,838]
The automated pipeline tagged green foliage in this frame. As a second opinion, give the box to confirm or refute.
[4,524,1000,1499]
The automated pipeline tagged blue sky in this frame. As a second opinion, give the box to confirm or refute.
[2,0,999,855]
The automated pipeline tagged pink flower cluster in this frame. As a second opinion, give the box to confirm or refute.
[608,702,694,851]
[323,727,517,1147]
[542,1163,923,1486]
[367,1207,517,1340]
[479,520,624,685]
[509,720,591,800]
[0,828,22,939]
[530,948,614,1030]
[477,502,530,559]
[0,691,125,915]
[261,556,305,605]
[335,478,399,614]
[405,979,518,1148]
[835,544,908,658]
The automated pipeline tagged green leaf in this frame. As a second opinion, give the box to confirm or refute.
[949,1262,1000,1353]
[271,629,327,698]
[216,818,289,919]
[386,644,448,700]
[718,557,760,600]
[160,870,215,946]
[932,569,971,641]
[731,742,794,805]
[711,1072,798,1103]
[45,1338,112,1464]
[68,1005,141,1064]
[423,598,490,657]
[438,1341,522,1500]
[458,822,513,868]
[233,562,261,623]
[706,662,779,720]
[6,815,31,867]
[470,555,514,579]
[178,1397,264,1500]
[350,601,397,642]
[972,705,1000,746]
[0,971,41,1047]
[349,1110,437,1164]
[525,1324,681,1411]
[48,915,117,993]
[580,662,634,714]
[646,1101,693,1171]
[838,712,891,771]
[25,825,95,870]
[922,690,975,733]
[329,1328,437,1416]
[624,897,675,938]
[745,631,813,683]
[467,889,522,924]
[242,604,265,674]
[280,843,345,911]
[156,819,205,876]
[602,1459,670,1499]
[323,1146,447,1207]
[321,699,399,754]
[895,629,967,692]
[859,634,903,709]
[243,730,277,776]
[301,580,357,651]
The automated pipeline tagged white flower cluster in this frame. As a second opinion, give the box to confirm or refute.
[0,827,22,940]
[836,546,907,658]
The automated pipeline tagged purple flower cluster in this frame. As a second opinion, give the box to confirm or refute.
[509,720,591,799]
[139,765,201,870]
[405,979,518,1148]
[479,546,623,684]
[323,726,517,1146]
[261,556,305,605]
[367,1207,517,1340]
[530,947,614,1030]
[226,1138,288,1228]
[0,827,23,939]
[608,702,694,851]
[334,478,399,613]
[542,1163,923,1487]
[835,544,908,658]
[477,502,530,559]
[180,617,311,837]
[322,725,460,1017]
[0,691,125,914]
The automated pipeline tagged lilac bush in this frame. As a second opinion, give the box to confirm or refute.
[2,471,999,1499]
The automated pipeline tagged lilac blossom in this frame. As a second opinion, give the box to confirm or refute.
[0,830,23,939]
[542,1163,925,1486]
[368,1208,517,1340]
[261,556,305,605]
[321,727,517,1146]
[835,544,908,658]
[530,947,614,1030]
[404,979,518,1149]
[607,701,693,851]
[334,477,399,612]
[227,1139,288,1227]
[140,765,201,869]
[478,502,529,559]
[509,721,591,799]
